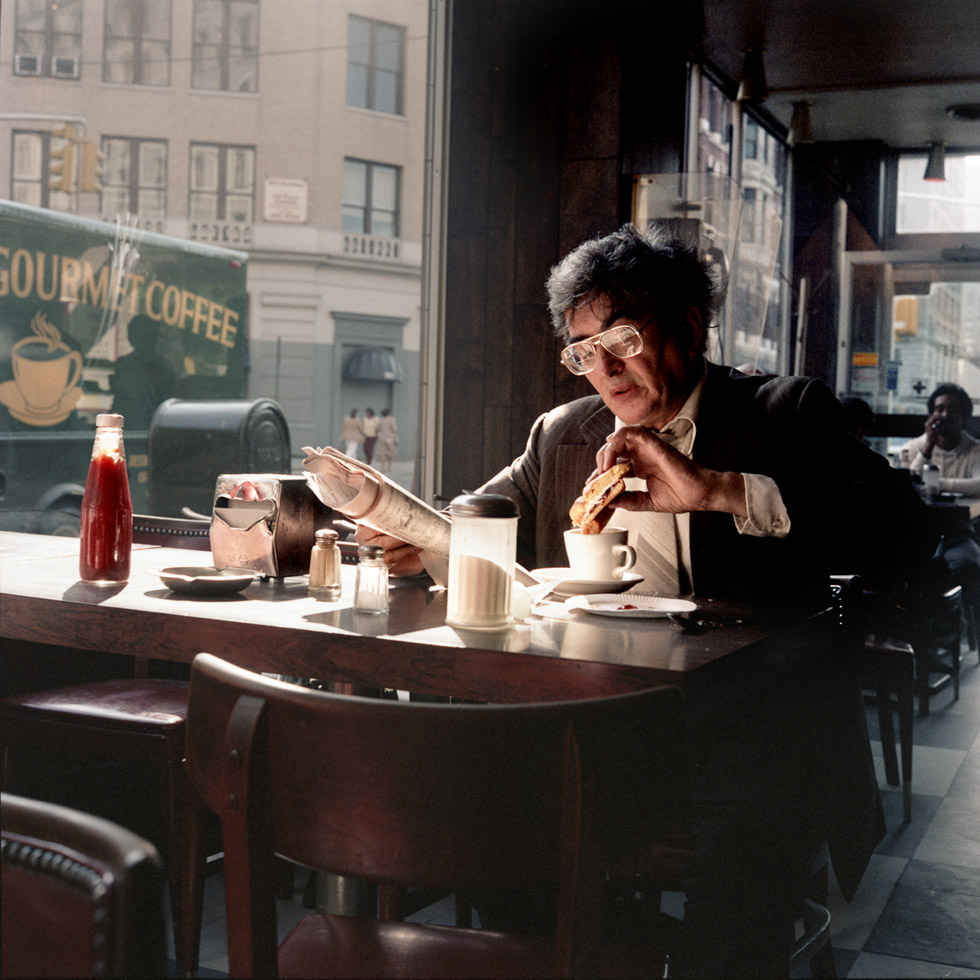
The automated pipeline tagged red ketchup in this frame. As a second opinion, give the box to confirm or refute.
[79,413,133,584]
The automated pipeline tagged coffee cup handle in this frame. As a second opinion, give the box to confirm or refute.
[614,544,636,575]
[67,350,83,391]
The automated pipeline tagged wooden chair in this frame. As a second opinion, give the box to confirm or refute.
[182,652,690,979]
[857,637,915,823]
[865,583,963,717]
[907,584,964,715]
[837,573,961,822]
[831,574,915,824]
[2,792,166,978]
[0,515,211,970]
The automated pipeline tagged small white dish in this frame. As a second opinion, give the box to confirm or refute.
[152,566,256,597]
[531,567,644,597]
[565,594,697,619]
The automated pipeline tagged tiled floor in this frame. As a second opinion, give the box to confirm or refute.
[169,640,980,978]
[827,639,980,978]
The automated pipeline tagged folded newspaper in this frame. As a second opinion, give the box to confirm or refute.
[302,445,537,588]
[302,445,452,584]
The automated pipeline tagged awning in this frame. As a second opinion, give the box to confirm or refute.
[343,347,403,382]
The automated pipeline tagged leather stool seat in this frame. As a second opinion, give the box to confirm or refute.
[278,914,664,979]
[2,679,188,733]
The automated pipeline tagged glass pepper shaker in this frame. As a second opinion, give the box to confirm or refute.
[354,543,389,614]
[309,528,342,599]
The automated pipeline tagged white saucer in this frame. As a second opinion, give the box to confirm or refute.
[531,567,644,597]
[0,380,82,427]
[565,594,697,619]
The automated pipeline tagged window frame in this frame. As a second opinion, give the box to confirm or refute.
[346,14,406,115]
[13,0,83,79]
[100,136,168,221]
[342,157,401,238]
[189,141,256,223]
[103,0,172,86]
[191,0,259,93]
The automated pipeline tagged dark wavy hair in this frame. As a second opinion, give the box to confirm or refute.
[545,223,716,349]
[928,382,973,418]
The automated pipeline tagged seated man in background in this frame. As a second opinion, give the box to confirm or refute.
[894,381,980,620]
[360,224,937,976]
[894,382,980,493]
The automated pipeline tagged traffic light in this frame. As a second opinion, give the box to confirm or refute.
[80,142,105,193]
[48,124,77,194]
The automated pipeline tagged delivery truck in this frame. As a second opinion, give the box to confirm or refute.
[0,200,250,515]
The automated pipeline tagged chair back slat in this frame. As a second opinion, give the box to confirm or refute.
[187,655,689,890]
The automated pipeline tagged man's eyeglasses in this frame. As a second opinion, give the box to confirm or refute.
[560,324,645,376]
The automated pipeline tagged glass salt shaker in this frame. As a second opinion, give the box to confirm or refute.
[923,463,941,497]
[354,543,389,614]
[308,528,342,599]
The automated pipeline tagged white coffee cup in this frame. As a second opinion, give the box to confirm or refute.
[563,526,636,581]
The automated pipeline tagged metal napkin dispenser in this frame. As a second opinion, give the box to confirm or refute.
[209,474,333,578]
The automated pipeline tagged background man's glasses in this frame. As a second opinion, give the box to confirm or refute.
[560,324,644,375]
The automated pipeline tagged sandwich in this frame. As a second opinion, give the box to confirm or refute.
[568,461,631,534]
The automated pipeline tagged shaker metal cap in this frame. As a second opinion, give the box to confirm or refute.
[315,528,339,543]
[448,493,518,518]
[358,544,385,560]
[96,413,125,427]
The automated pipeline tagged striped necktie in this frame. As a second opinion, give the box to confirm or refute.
[609,419,694,596]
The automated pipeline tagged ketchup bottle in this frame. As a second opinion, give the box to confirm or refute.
[79,413,133,584]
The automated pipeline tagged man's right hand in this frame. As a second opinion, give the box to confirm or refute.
[353,524,425,577]
[923,414,950,456]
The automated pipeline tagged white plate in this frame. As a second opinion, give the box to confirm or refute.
[531,567,645,597]
[565,594,697,618]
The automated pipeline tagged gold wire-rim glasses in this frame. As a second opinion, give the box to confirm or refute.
[559,323,645,375]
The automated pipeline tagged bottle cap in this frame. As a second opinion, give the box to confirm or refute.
[358,544,385,560]
[315,528,339,544]
[449,493,518,518]
[96,413,125,427]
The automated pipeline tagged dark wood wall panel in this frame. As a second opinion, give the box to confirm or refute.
[442,0,695,499]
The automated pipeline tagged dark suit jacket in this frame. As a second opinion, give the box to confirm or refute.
[480,361,937,599]
[480,361,939,901]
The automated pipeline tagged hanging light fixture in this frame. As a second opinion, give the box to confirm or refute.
[789,100,815,145]
[736,47,768,103]
[924,142,946,182]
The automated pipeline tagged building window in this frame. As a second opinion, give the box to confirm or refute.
[696,73,733,176]
[190,143,255,221]
[895,152,980,234]
[10,130,74,210]
[104,0,171,86]
[102,137,167,220]
[744,118,759,161]
[191,0,258,93]
[343,159,399,237]
[13,0,83,79]
[11,131,45,206]
[346,15,405,115]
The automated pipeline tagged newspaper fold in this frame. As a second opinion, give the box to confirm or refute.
[302,445,538,588]
[302,445,452,584]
